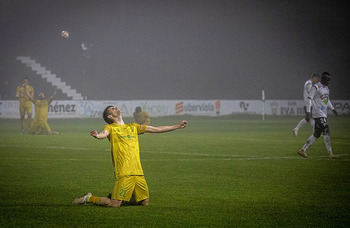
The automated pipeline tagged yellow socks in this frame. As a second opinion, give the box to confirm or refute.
[88,196,102,205]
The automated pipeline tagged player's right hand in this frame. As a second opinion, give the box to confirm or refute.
[90,130,98,138]
[305,112,311,122]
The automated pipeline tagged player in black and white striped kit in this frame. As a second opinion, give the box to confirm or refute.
[297,72,338,159]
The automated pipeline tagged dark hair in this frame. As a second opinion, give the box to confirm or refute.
[135,107,141,113]
[321,72,331,81]
[103,106,114,124]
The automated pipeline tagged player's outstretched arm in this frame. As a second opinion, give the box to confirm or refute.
[48,88,57,104]
[145,120,187,133]
[90,129,109,139]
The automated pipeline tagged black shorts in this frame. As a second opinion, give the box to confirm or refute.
[313,117,330,138]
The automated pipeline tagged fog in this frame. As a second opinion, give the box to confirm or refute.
[1,0,350,100]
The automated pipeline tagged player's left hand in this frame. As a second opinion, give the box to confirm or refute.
[333,109,339,117]
[179,120,188,128]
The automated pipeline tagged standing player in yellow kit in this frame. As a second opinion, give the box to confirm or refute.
[72,105,188,207]
[25,86,58,135]
[16,77,34,134]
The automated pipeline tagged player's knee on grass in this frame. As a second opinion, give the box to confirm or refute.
[108,198,122,208]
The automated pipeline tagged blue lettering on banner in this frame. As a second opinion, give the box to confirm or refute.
[77,101,94,117]
[48,102,76,114]
[141,103,169,115]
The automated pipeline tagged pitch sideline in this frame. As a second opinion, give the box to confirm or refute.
[1,144,349,161]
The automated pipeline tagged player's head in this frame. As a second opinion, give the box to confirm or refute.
[321,72,331,86]
[39,92,45,100]
[311,73,320,84]
[103,106,122,124]
[103,106,114,124]
[23,77,29,85]
[135,107,141,113]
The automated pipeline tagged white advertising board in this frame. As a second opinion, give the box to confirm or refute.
[0,100,349,119]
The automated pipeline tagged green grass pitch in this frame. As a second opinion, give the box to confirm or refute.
[0,115,349,227]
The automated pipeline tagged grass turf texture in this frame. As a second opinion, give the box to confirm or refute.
[0,115,349,227]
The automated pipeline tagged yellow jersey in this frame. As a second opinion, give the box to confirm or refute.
[33,100,49,121]
[103,123,146,178]
[16,85,34,104]
[134,110,151,125]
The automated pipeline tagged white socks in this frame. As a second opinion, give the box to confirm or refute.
[295,119,307,130]
[301,135,333,155]
[323,135,332,155]
[302,135,317,151]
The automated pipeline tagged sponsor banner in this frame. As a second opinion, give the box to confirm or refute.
[0,100,176,118]
[0,100,22,117]
[265,100,305,116]
[220,100,262,115]
[263,100,350,116]
[332,101,350,115]
[75,100,174,118]
[48,101,78,118]
[174,100,221,116]
[129,100,173,117]
[1,100,349,118]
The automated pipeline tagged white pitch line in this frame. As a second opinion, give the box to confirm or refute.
[1,144,349,161]
[0,144,247,158]
[235,137,350,145]
[0,144,109,151]
[1,156,349,162]
[143,150,245,158]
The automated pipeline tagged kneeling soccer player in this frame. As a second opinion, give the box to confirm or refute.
[72,105,187,207]
[25,86,58,135]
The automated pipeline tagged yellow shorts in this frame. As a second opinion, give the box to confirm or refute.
[111,175,149,202]
[19,102,33,116]
[30,120,51,134]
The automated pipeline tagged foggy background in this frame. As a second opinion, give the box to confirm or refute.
[1,0,350,100]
